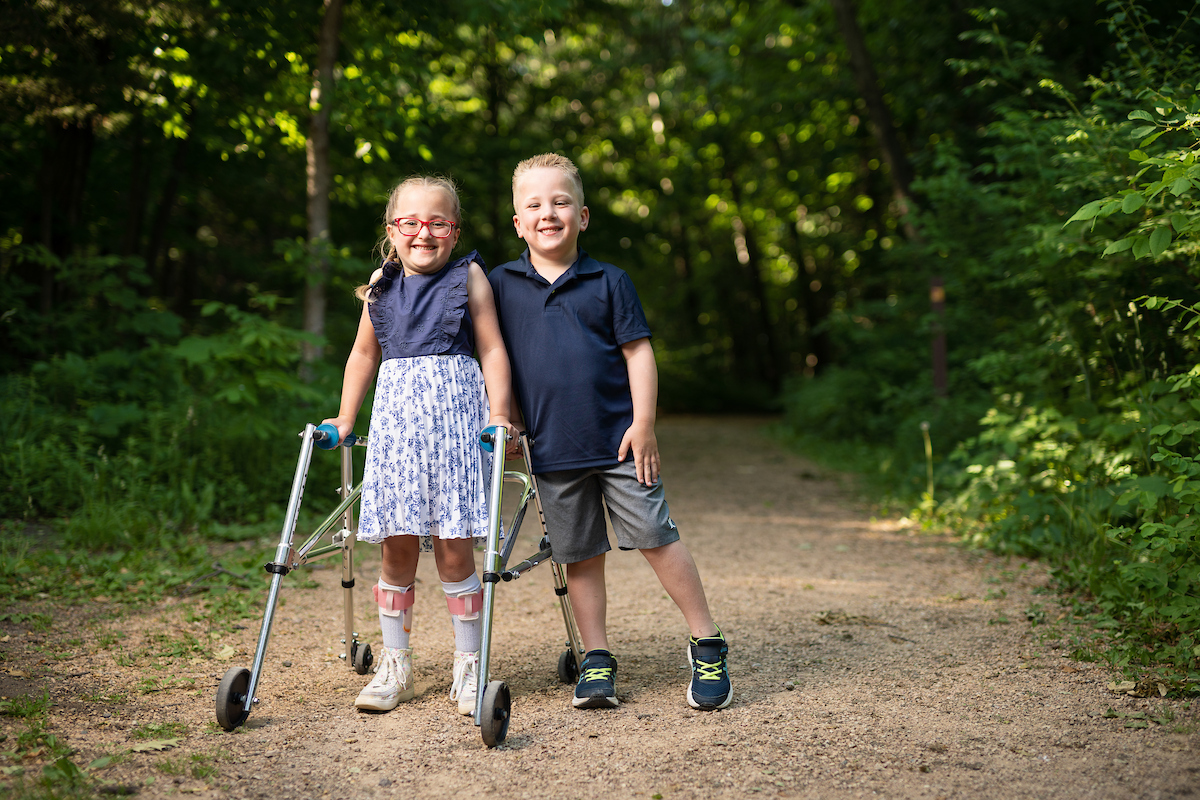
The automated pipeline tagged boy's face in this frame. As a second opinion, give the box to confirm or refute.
[512,167,589,265]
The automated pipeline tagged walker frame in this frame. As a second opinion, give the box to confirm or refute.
[213,423,584,747]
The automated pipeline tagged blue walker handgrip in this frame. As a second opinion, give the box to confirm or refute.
[479,425,505,452]
[314,423,340,450]
[313,423,359,448]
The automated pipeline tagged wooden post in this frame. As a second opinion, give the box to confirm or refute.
[931,277,947,399]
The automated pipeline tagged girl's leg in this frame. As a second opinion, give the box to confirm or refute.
[356,535,420,711]
[432,537,482,653]
[639,540,719,639]
[433,537,482,715]
[377,535,420,650]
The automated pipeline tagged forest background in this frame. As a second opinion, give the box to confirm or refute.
[1,0,1198,694]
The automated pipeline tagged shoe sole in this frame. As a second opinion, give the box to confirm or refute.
[572,694,619,709]
[355,687,415,711]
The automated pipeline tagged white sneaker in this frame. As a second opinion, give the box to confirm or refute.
[354,646,414,711]
[449,650,479,716]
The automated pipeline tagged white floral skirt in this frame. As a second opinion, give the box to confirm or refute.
[357,354,492,549]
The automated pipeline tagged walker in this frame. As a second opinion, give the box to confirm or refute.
[213,423,585,747]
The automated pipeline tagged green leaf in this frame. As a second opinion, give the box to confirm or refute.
[1122,193,1146,213]
[1066,200,1105,223]
[1170,177,1194,196]
[1102,237,1136,255]
[1128,109,1154,121]
[1139,130,1167,147]
[1132,235,1151,259]
[1149,226,1172,257]
[1129,149,1149,162]
[1130,125,1157,139]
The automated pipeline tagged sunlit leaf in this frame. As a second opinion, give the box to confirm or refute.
[130,739,180,752]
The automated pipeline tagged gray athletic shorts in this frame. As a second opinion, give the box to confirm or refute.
[535,460,680,564]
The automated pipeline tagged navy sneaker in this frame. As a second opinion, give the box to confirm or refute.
[572,650,619,708]
[687,629,732,710]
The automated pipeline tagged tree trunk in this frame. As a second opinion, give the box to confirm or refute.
[824,0,946,396]
[302,0,345,372]
[121,110,148,259]
[144,121,194,293]
[823,0,920,240]
[727,175,782,391]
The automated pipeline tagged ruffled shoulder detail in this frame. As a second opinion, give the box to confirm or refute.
[434,250,482,349]
[367,260,401,344]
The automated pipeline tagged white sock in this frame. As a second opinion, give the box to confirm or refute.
[377,579,413,650]
[442,574,482,654]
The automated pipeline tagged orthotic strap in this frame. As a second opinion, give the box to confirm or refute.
[445,590,483,621]
[373,582,414,617]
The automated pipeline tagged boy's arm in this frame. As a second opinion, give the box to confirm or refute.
[617,337,660,485]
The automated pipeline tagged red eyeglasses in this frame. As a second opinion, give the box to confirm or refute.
[391,218,457,238]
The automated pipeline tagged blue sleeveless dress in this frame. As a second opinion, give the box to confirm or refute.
[357,251,492,550]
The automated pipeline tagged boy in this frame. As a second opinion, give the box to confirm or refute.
[487,153,732,711]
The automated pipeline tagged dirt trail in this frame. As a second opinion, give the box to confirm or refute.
[2,416,1197,799]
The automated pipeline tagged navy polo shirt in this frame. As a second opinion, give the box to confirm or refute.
[488,249,652,473]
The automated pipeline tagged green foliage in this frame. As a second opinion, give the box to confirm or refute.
[0,245,352,543]
[782,2,1200,688]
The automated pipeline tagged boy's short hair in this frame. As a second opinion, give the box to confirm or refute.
[512,153,585,208]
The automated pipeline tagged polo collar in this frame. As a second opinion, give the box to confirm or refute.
[505,249,601,279]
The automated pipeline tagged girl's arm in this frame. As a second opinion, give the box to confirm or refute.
[618,336,660,485]
[323,277,383,441]
[466,261,515,437]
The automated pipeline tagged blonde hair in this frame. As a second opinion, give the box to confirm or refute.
[356,175,462,301]
[511,153,585,209]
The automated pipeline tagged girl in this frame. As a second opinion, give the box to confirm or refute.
[323,175,513,715]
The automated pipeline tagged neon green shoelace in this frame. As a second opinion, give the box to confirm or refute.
[580,666,613,683]
[693,658,726,681]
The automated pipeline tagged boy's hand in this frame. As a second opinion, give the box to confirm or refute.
[618,420,660,485]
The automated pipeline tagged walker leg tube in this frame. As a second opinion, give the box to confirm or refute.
[551,559,585,668]
[242,424,319,714]
[475,429,508,726]
[521,438,584,671]
[340,443,358,665]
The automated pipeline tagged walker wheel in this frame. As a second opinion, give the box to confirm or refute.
[215,667,251,731]
[352,641,373,675]
[480,680,511,747]
[557,649,579,684]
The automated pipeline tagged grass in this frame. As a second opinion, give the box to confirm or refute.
[131,722,189,740]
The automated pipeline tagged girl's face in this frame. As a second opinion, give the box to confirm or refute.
[386,185,461,276]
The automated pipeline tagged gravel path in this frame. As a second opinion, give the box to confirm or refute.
[2,415,1196,799]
